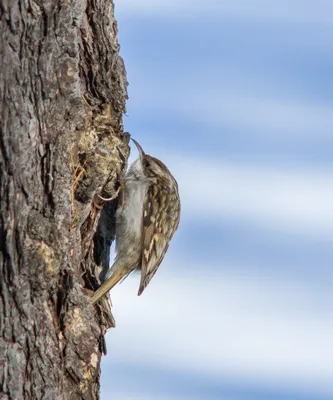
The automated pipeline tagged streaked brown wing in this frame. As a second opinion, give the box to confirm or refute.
[138,184,180,295]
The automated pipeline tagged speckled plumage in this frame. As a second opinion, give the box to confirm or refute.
[91,139,180,304]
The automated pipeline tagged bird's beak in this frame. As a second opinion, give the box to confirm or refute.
[131,138,145,159]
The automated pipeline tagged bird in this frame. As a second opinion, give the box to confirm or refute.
[91,138,181,304]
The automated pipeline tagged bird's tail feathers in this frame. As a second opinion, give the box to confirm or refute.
[91,269,127,305]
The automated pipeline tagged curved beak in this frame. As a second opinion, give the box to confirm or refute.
[131,138,145,159]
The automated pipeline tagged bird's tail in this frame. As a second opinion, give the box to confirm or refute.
[91,268,127,305]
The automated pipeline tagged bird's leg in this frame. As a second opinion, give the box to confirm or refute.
[97,174,125,207]
[98,185,122,202]
[92,184,122,210]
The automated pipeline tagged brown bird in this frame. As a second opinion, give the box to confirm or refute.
[91,139,181,304]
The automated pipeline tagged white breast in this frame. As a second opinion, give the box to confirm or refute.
[116,159,149,241]
[123,180,148,234]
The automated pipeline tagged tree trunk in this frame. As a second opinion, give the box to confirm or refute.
[0,0,128,398]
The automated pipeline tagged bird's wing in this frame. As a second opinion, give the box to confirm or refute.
[138,185,180,295]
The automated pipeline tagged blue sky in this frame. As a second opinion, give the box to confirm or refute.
[101,1,333,399]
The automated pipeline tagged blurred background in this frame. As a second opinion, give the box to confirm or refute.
[101,1,333,399]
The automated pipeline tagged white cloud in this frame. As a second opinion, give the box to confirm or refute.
[125,147,333,239]
[145,152,333,240]
[116,0,333,26]
[184,93,333,139]
[126,73,333,140]
[103,267,333,396]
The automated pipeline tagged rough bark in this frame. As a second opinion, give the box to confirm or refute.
[0,0,128,398]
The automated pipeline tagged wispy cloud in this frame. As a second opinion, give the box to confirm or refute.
[103,268,333,396]
[184,93,333,139]
[126,73,333,140]
[135,151,333,239]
